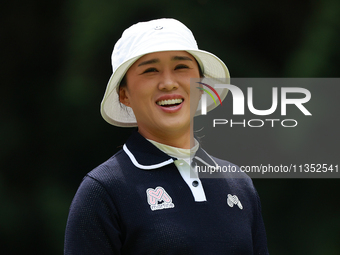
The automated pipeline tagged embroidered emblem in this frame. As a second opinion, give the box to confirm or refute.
[146,186,175,211]
[227,194,243,210]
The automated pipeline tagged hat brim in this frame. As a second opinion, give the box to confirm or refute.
[100,49,230,127]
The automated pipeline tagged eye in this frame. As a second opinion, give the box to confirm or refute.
[175,64,189,70]
[142,67,158,74]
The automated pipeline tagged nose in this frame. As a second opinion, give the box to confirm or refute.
[158,70,179,91]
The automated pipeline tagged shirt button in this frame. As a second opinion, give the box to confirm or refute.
[179,162,184,166]
[192,180,199,187]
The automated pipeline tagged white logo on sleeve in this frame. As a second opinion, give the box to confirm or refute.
[146,186,175,211]
[227,194,243,210]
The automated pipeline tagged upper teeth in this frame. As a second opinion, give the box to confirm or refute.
[157,99,183,106]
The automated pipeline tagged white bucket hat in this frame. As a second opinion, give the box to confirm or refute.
[101,18,230,127]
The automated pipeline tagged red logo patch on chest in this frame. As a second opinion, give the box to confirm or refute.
[146,186,175,211]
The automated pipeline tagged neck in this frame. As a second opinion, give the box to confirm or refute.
[138,123,194,149]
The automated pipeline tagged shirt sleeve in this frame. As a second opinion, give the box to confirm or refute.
[64,176,122,255]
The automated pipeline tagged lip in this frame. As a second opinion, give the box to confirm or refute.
[155,94,185,113]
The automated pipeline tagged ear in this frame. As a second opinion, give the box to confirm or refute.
[119,87,131,107]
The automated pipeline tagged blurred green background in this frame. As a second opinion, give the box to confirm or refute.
[1,0,339,254]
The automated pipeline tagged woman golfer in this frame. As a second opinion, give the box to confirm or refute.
[64,18,269,255]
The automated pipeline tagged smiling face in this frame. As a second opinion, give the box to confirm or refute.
[119,51,202,147]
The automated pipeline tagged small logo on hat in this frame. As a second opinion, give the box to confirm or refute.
[154,26,163,30]
[146,186,175,211]
[227,194,243,209]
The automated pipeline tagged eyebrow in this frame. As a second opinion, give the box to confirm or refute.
[138,58,159,67]
[172,56,193,61]
[137,55,193,67]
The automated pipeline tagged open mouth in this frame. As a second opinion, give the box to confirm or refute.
[156,98,184,108]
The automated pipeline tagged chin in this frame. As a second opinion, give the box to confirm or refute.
[158,119,190,133]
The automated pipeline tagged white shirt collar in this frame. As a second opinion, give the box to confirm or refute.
[147,139,199,163]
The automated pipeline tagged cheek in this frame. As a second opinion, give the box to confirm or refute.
[191,90,202,105]
[128,88,153,109]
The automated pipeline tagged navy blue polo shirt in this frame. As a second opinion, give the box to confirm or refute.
[64,131,269,254]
